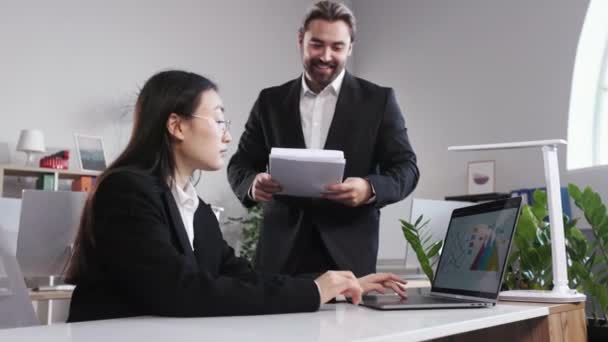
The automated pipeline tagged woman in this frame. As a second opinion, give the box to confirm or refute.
[66,70,405,322]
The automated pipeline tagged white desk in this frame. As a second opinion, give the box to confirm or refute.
[0,301,585,341]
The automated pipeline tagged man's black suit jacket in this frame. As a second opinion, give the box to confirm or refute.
[227,72,419,277]
[67,169,319,322]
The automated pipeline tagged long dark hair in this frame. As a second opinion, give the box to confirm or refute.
[65,70,217,283]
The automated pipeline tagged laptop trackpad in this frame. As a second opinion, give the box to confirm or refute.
[362,293,461,306]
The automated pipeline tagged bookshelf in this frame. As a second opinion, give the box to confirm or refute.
[0,165,101,197]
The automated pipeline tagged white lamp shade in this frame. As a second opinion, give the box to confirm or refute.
[16,129,46,153]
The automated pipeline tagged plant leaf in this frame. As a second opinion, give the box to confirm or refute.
[400,217,437,281]
[427,241,442,259]
[517,205,538,241]
[414,214,423,227]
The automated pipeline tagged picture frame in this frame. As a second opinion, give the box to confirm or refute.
[467,160,495,194]
[74,134,107,172]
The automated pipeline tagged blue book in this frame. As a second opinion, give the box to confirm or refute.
[510,187,572,218]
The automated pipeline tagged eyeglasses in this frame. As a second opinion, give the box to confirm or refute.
[191,115,231,134]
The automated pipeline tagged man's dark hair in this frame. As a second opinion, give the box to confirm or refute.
[299,1,356,42]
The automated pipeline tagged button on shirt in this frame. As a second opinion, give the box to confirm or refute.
[299,69,376,203]
[170,181,200,251]
[300,69,345,149]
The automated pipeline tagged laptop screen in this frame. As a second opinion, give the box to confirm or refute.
[432,197,522,299]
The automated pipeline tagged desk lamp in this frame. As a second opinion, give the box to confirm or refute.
[16,129,46,166]
[448,139,586,303]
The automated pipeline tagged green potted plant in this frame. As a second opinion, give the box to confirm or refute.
[502,189,584,292]
[568,184,608,340]
[510,186,608,340]
[400,185,608,341]
[227,204,263,264]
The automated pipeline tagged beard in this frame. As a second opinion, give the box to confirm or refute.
[304,58,344,88]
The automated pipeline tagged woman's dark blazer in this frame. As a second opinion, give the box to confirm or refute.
[67,169,319,322]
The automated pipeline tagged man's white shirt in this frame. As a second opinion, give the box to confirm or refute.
[299,69,345,149]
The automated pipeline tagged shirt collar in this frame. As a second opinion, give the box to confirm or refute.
[171,180,199,211]
[301,68,346,97]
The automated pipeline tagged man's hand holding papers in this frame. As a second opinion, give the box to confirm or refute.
[321,177,372,207]
[251,173,282,202]
[251,148,373,205]
[268,148,346,198]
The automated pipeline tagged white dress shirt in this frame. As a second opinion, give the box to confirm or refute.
[170,180,200,251]
[172,180,323,303]
[300,69,346,149]
[300,69,376,203]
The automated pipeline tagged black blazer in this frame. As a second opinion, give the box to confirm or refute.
[227,72,419,277]
[67,169,319,322]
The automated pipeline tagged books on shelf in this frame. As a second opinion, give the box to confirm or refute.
[39,150,70,170]
[509,187,572,218]
[31,173,96,192]
[35,174,55,190]
[71,176,95,192]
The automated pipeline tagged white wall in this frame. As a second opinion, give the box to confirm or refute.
[0,0,314,245]
[4,0,604,259]
[352,0,606,233]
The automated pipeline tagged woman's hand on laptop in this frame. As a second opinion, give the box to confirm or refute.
[315,271,363,304]
[358,273,408,298]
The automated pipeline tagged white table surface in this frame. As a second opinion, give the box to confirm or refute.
[0,301,549,342]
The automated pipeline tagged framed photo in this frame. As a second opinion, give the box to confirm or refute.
[74,134,107,172]
[467,160,495,194]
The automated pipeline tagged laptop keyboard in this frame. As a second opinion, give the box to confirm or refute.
[362,293,482,305]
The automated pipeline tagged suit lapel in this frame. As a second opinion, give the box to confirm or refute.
[279,77,306,148]
[191,203,220,268]
[161,190,195,258]
[324,72,360,151]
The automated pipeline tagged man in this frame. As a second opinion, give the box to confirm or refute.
[228,1,419,277]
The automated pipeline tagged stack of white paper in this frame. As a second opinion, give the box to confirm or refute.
[269,148,346,198]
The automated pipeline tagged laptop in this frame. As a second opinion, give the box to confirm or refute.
[362,197,522,310]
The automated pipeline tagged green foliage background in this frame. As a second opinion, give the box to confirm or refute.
[401,184,608,323]
[228,204,263,264]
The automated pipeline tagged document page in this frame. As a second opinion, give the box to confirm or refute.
[269,148,345,198]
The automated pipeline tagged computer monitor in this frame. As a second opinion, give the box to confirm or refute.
[405,198,473,275]
[377,198,413,263]
[0,197,21,256]
[16,190,88,280]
